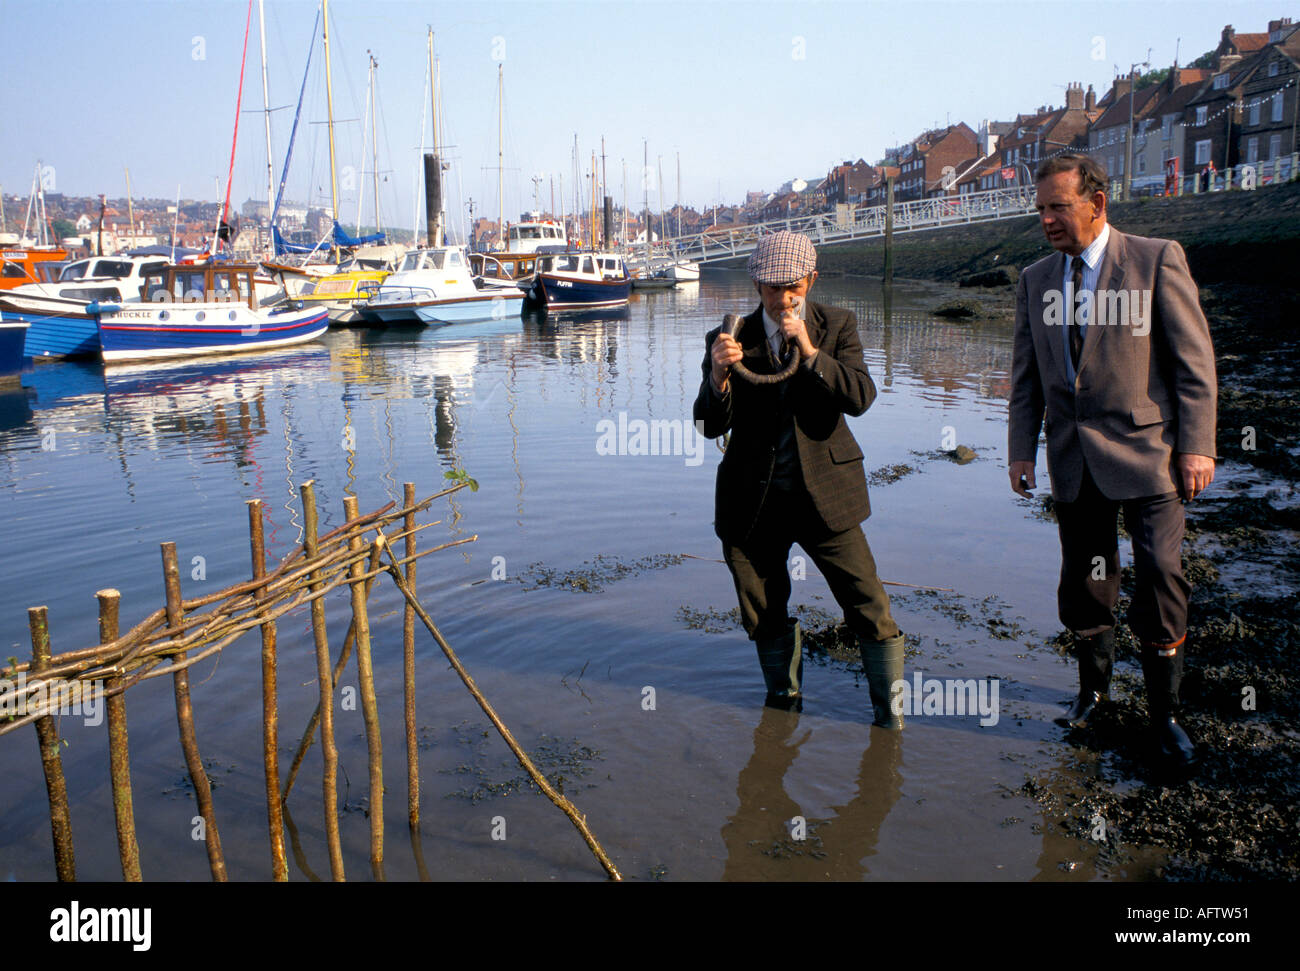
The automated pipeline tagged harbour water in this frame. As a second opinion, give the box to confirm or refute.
[0,273,1155,881]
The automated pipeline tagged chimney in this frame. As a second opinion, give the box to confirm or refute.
[1086,84,1096,111]
[1221,24,1235,49]
[1168,65,1182,92]
[1065,81,1084,110]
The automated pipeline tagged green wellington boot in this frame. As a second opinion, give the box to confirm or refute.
[858,633,905,730]
[755,620,803,711]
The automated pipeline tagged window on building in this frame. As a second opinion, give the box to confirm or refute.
[1196,106,1208,126]
[1213,74,1229,89]
[1269,61,1280,77]
[1270,134,1282,159]
[1107,156,1115,177]
[1195,140,1212,165]
[1247,137,1259,163]
[1162,117,1173,140]
[1137,155,1146,174]
[1273,92,1285,122]
[1249,101,1260,126]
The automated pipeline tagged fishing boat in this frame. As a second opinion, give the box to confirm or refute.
[356,245,523,325]
[1,254,173,359]
[664,260,700,282]
[89,262,327,362]
[524,252,631,311]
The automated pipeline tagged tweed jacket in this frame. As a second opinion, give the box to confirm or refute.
[1008,228,1217,503]
[693,300,875,544]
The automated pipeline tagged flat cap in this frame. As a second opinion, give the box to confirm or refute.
[747,230,817,286]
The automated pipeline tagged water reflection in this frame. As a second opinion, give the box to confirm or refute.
[722,709,903,880]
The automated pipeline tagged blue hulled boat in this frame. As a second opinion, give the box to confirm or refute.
[524,252,631,311]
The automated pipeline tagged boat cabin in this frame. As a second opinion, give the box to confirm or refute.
[395,247,468,274]
[469,252,537,284]
[139,264,261,310]
[505,219,566,253]
[536,253,628,281]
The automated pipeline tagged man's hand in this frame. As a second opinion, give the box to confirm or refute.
[710,332,742,393]
[779,308,818,361]
[1009,460,1036,498]
[1176,453,1215,501]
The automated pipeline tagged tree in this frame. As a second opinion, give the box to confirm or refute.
[51,218,76,240]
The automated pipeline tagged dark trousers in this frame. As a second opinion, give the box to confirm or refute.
[722,485,900,643]
[1054,465,1188,644]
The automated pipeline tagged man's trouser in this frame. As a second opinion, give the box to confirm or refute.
[722,485,900,643]
[1053,464,1188,644]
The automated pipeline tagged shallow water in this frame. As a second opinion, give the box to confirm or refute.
[0,273,1165,880]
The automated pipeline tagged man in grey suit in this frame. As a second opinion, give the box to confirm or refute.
[694,232,905,725]
[1008,154,1217,771]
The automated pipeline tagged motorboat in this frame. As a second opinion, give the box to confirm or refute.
[89,262,327,362]
[356,245,523,325]
[524,252,631,311]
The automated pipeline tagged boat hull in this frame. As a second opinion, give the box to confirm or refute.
[0,320,30,379]
[94,304,329,362]
[7,305,100,359]
[526,274,631,310]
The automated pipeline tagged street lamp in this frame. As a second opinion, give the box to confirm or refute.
[1122,53,1152,202]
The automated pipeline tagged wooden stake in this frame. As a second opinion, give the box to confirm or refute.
[300,480,344,881]
[161,542,226,881]
[98,589,141,882]
[345,495,384,880]
[248,500,288,881]
[403,482,419,829]
[28,606,75,882]
[374,533,623,881]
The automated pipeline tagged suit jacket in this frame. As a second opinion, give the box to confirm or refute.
[1007,228,1217,503]
[693,300,875,544]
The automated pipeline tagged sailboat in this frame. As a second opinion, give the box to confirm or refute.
[260,0,397,325]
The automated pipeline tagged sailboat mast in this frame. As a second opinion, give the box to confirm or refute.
[258,0,274,255]
[497,64,504,249]
[322,0,340,256]
[125,168,137,246]
[676,152,681,238]
[369,51,380,236]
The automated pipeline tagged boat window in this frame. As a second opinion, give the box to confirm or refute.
[520,260,533,274]
[92,260,132,278]
[58,261,91,281]
[399,252,423,272]
[299,280,318,296]
[144,274,169,301]
[448,250,462,266]
[2,262,28,279]
[427,250,445,270]
[581,256,594,274]
[212,272,239,302]
[142,262,167,278]
[178,272,206,301]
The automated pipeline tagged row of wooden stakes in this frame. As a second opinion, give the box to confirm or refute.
[0,479,621,881]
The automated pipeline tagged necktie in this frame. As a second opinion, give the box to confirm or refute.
[1069,255,1085,372]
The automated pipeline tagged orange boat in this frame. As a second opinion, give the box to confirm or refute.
[1,247,69,291]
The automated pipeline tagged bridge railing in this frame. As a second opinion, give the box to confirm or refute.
[659,185,1039,264]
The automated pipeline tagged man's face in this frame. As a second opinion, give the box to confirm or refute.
[1035,171,1106,255]
[754,271,817,320]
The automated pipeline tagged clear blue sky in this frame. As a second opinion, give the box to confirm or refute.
[2,0,1289,238]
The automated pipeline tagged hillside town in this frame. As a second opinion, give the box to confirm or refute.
[4,18,1297,260]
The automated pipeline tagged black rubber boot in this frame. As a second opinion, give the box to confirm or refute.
[1141,639,1198,773]
[755,620,802,711]
[1056,629,1115,728]
[858,633,905,730]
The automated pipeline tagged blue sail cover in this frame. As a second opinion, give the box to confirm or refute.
[273,226,321,255]
[332,221,385,247]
